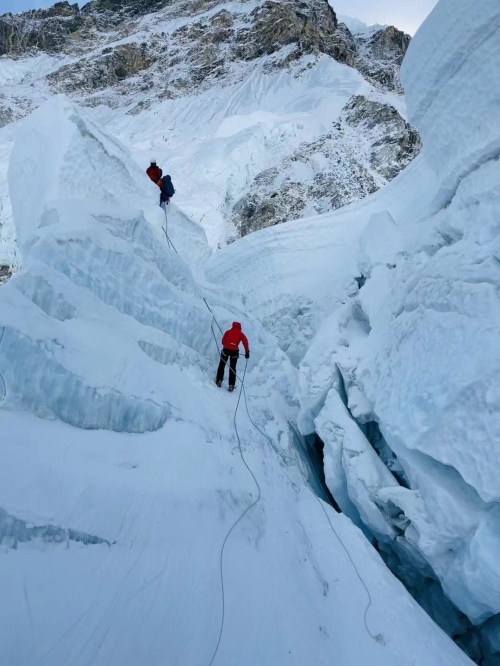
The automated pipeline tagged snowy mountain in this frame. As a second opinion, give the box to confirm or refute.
[1,0,499,664]
[338,15,389,37]
[0,0,417,258]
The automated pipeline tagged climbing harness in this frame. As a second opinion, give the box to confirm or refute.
[161,224,383,662]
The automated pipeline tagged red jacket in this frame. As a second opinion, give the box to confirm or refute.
[146,165,162,183]
[222,322,249,354]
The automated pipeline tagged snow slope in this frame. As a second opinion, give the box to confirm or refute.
[0,95,470,665]
[207,0,500,658]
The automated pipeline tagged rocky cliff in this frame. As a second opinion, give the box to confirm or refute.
[0,0,419,252]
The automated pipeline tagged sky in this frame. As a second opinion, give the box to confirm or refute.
[1,0,83,13]
[2,0,439,35]
[332,0,439,35]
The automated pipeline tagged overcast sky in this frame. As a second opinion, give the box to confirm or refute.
[2,0,439,35]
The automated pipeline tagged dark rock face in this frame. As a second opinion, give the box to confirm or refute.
[233,0,354,65]
[84,0,172,17]
[343,95,421,179]
[0,2,83,56]
[231,126,380,237]
[368,26,411,64]
[0,265,12,286]
[0,103,15,129]
[48,42,153,93]
[231,93,421,237]
[354,26,411,91]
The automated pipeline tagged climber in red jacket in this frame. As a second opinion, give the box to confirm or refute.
[216,322,250,392]
[146,159,162,184]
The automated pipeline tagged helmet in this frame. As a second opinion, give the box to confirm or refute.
[151,159,157,165]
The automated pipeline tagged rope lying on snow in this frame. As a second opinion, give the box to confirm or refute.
[288,425,383,645]
[206,358,262,666]
[161,223,383,660]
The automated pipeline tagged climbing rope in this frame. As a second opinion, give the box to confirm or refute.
[206,303,382,649]
[206,359,262,666]
[288,423,382,644]
[161,222,382,655]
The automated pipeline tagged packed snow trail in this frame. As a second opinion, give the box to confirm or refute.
[0,95,472,665]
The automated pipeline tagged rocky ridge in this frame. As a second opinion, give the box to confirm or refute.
[233,95,421,237]
[0,0,419,253]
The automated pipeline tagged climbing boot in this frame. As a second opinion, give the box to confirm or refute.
[216,380,222,388]
[228,385,236,392]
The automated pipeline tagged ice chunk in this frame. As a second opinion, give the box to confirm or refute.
[8,95,159,257]
[0,98,220,431]
[315,387,400,539]
[401,0,500,204]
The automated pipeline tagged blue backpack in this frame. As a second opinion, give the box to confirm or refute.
[160,175,175,199]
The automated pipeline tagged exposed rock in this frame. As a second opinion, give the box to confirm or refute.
[354,26,411,91]
[368,25,410,64]
[0,2,84,56]
[0,265,12,286]
[231,123,381,237]
[48,42,153,93]
[343,95,421,179]
[233,0,355,66]
[84,0,178,19]
[230,92,421,236]
[0,103,15,129]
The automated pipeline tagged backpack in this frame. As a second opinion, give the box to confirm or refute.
[159,176,175,198]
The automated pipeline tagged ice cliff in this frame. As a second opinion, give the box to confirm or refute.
[2,95,218,431]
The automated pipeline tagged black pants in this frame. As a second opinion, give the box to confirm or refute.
[216,349,239,387]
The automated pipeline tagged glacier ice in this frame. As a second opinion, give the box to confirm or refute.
[205,0,500,656]
[0,86,474,665]
[401,0,500,206]
[0,96,229,431]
